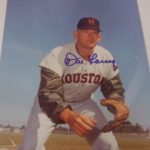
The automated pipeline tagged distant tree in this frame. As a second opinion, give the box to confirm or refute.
[113,120,133,133]
[20,125,26,129]
[145,128,149,134]
[133,123,144,133]
[6,124,11,128]
[113,121,145,133]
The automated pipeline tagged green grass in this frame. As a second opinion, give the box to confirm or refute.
[0,132,150,150]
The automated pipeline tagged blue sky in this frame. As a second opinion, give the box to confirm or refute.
[0,0,150,127]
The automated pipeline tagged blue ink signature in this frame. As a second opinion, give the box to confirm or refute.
[64,53,84,66]
[64,52,116,67]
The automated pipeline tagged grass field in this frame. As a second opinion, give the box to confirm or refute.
[0,132,150,150]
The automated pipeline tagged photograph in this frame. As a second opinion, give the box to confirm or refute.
[0,0,150,150]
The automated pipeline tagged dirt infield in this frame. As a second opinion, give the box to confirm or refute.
[0,146,16,150]
[0,131,21,150]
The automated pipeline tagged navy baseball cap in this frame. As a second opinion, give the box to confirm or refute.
[77,17,102,32]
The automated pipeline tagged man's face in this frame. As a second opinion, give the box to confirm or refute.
[74,29,101,50]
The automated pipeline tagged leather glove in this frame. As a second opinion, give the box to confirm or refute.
[100,99,129,132]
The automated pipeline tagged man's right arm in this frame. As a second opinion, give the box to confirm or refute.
[38,67,96,136]
[38,67,71,124]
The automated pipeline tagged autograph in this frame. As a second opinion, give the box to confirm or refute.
[64,52,116,67]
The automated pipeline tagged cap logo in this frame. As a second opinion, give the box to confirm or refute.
[88,18,95,25]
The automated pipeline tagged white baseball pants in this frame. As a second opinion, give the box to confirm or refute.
[18,96,119,150]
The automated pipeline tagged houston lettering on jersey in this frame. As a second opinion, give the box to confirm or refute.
[62,73,104,84]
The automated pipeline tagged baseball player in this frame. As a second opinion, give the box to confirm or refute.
[18,17,129,150]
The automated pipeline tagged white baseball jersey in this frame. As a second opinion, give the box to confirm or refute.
[39,43,119,102]
[19,43,120,150]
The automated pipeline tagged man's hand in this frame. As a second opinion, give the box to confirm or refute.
[100,99,129,132]
[60,108,96,137]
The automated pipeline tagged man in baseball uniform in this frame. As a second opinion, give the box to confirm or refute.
[19,17,129,150]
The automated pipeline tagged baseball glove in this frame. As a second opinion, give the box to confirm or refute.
[100,99,129,132]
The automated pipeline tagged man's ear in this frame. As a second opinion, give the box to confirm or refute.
[73,30,78,38]
[97,33,102,42]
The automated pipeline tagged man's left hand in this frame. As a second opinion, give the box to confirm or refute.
[100,99,129,132]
